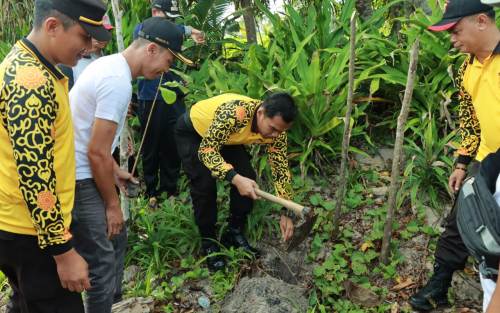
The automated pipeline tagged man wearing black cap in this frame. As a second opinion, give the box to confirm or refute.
[0,0,110,312]
[69,16,190,313]
[149,0,205,43]
[410,0,500,310]
[133,0,205,209]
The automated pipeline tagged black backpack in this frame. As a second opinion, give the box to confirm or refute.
[456,149,500,277]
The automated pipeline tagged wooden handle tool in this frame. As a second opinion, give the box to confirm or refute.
[255,188,311,217]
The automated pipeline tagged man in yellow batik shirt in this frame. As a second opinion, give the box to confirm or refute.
[175,93,297,271]
[410,0,500,311]
[0,0,110,311]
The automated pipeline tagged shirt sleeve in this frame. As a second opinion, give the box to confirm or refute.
[456,58,480,165]
[198,100,248,180]
[267,132,293,200]
[4,66,71,254]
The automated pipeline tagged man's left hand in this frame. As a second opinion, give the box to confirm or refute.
[114,168,138,196]
[280,215,294,242]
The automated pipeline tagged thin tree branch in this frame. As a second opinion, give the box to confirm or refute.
[380,39,420,264]
[333,11,357,236]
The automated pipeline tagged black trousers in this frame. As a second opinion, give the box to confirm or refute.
[138,96,185,198]
[174,114,256,239]
[0,231,84,313]
[434,162,479,270]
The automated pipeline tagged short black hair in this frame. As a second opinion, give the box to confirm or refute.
[261,92,298,123]
[34,0,76,30]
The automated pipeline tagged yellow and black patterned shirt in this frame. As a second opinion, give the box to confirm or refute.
[0,39,75,254]
[456,42,500,164]
[190,93,293,200]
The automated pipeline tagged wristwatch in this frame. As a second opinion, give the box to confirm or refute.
[280,207,296,219]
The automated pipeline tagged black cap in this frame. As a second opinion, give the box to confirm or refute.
[429,0,493,31]
[50,0,111,41]
[138,16,194,66]
[152,0,182,18]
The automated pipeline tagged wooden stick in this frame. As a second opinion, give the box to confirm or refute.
[255,189,308,217]
[380,39,420,264]
[130,73,164,176]
[332,11,356,236]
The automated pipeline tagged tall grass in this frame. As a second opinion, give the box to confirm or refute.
[0,0,31,44]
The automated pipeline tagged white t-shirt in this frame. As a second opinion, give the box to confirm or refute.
[72,53,99,83]
[70,53,132,180]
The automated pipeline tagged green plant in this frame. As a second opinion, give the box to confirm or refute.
[0,41,12,60]
[127,194,200,272]
[403,114,455,210]
[0,0,31,45]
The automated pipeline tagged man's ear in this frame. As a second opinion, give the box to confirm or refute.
[146,42,160,55]
[256,106,265,120]
[45,17,61,37]
[476,13,491,30]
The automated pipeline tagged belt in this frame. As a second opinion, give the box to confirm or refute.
[76,178,94,188]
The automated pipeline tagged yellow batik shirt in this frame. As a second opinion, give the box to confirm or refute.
[0,39,75,253]
[190,93,293,200]
[456,43,500,164]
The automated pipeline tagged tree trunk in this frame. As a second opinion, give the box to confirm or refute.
[379,40,419,264]
[355,0,373,20]
[240,0,257,44]
[111,0,130,219]
[333,12,357,236]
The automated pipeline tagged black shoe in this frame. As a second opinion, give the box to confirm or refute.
[409,263,454,311]
[222,227,260,258]
[202,241,226,272]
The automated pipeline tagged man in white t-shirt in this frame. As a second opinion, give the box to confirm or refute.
[69,17,190,313]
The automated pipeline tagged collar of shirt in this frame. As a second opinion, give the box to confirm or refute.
[20,38,65,80]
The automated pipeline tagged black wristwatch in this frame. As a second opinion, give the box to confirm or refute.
[280,207,296,219]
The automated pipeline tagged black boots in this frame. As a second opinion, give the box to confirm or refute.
[222,227,260,258]
[201,240,226,272]
[409,263,454,311]
[202,228,260,272]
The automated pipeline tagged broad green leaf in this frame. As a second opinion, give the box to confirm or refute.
[160,87,177,105]
[312,116,343,136]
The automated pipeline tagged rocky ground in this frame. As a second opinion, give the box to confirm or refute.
[0,148,485,313]
[353,148,483,313]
